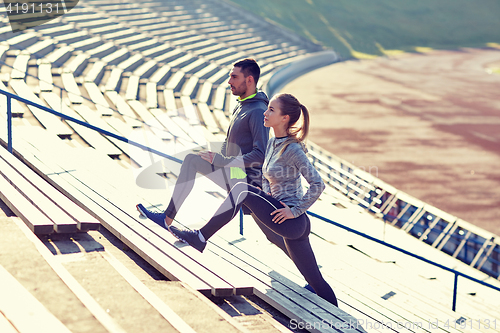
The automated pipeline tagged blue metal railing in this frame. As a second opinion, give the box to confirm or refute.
[307,211,500,312]
[2,88,499,313]
[1,88,182,164]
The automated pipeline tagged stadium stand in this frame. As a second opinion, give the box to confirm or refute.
[1,0,500,331]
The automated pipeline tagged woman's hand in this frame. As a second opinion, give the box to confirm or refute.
[271,201,294,224]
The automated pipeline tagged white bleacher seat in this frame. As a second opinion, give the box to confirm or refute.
[148,108,193,143]
[191,44,221,57]
[69,36,102,52]
[120,13,158,23]
[146,82,158,109]
[64,52,89,76]
[133,20,172,30]
[140,23,180,35]
[179,58,207,73]
[10,52,30,79]
[64,13,102,22]
[214,51,247,66]
[180,75,199,98]
[85,42,116,59]
[125,75,140,101]
[168,54,196,69]
[9,80,73,137]
[159,31,196,44]
[254,48,283,60]
[38,62,53,92]
[88,23,125,35]
[73,104,129,153]
[83,82,114,117]
[101,48,130,66]
[133,60,158,79]
[44,45,74,68]
[61,72,84,104]
[117,53,143,72]
[189,20,225,31]
[127,39,159,52]
[75,18,118,30]
[54,31,91,46]
[212,109,230,132]
[104,91,142,128]
[165,70,185,91]
[127,100,172,141]
[212,85,227,111]
[191,62,218,79]
[114,34,149,46]
[196,102,219,133]
[4,32,38,49]
[180,96,200,126]
[84,61,106,83]
[153,48,184,64]
[101,28,136,40]
[104,68,123,92]
[0,43,9,62]
[206,66,231,84]
[180,39,216,52]
[197,81,213,104]
[163,89,177,113]
[25,39,55,57]
[142,44,172,59]
[238,42,274,53]
[41,92,122,158]
[149,64,171,84]
[38,23,76,37]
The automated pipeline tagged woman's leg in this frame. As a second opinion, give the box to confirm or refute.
[185,183,338,306]
[200,182,307,240]
[285,235,338,306]
[250,213,290,257]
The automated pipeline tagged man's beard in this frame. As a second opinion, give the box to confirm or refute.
[231,83,247,97]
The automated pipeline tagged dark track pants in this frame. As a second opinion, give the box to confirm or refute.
[199,182,338,306]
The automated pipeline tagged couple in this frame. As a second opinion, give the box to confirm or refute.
[137,58,338,307]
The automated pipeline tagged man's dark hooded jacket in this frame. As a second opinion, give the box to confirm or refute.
[212,91,269,188]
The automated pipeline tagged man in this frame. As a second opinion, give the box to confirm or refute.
[137,58,269,228]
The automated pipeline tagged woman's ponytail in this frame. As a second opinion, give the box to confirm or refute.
[298,103,310,143]
[274,93,310,155]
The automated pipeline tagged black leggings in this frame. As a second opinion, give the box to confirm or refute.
[200,182,338,306]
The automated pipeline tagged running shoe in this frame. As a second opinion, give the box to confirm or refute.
[304,284,317,294]
[169,226,206,253]
[136,204,169,229]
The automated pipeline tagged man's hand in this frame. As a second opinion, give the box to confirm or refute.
[271,202,294,224]
[198,151,216,164]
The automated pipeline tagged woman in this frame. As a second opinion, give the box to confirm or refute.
[169,93,338,306]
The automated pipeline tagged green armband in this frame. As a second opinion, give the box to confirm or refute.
[230,167,247,180]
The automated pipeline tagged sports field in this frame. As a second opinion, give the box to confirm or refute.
[227,0,500,59]
[227,1,500,235]
[283,48,500,237]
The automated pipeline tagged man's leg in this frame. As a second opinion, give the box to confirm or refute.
[164,153,236,223]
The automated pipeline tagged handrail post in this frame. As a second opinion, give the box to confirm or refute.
[7,96,12,153]
[239,208,243,236]
[452,272,458,311]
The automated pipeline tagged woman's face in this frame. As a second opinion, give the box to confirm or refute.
[263,98,288,128]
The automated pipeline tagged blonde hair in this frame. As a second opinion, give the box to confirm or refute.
[274,93,310,155]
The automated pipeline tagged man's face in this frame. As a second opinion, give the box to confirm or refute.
[228,66,248,97]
